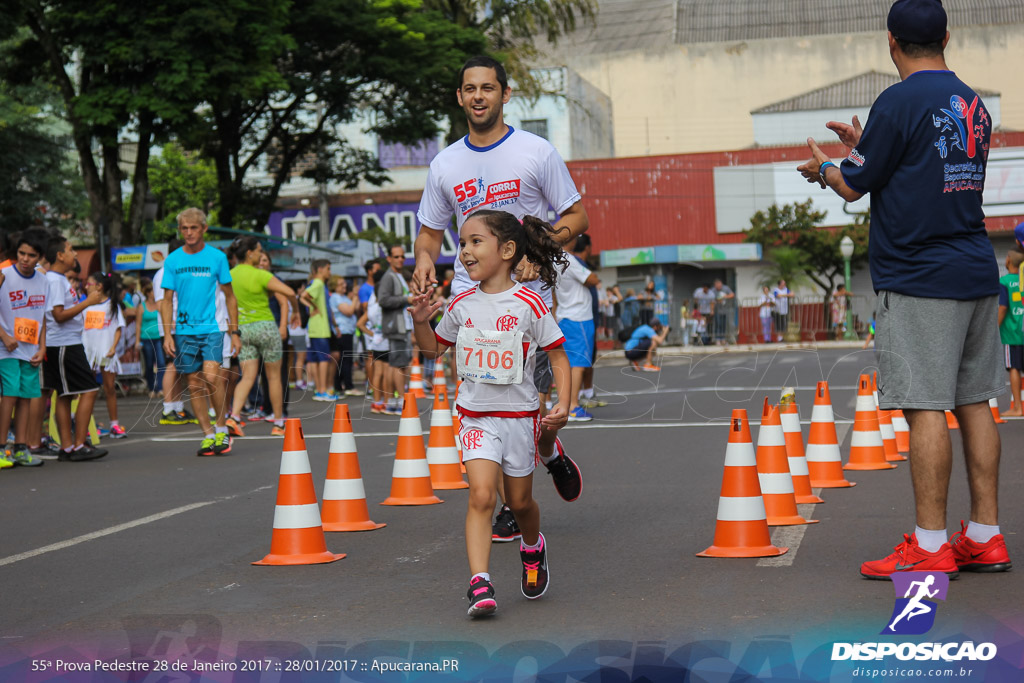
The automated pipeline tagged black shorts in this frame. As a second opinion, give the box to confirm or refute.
[1005,344,1023,372]
[624,338,652,361]
[43,344,99,397]
[328,335,344,353]
[534,350,553,394]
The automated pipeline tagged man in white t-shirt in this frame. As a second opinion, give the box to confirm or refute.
[410,55,588,526]
[554,238,601,421]
[770,279,795,342]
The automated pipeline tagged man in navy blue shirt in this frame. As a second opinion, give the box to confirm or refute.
[798,0,1010,580]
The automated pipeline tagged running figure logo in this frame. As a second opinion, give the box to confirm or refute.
[882,572,950,635]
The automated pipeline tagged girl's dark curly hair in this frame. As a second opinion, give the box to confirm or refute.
[468,210,569,290]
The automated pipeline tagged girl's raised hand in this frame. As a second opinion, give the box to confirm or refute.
[407,291,442,324]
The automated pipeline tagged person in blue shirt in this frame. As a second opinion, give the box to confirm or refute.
[623,319,668,372]
[161,207,241,457]
[798,0,1009,580]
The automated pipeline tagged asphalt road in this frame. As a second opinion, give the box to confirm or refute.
[1,348,1021,680]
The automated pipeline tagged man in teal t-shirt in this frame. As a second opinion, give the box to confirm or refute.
[299,259,333,400]
[998,250,1024,417]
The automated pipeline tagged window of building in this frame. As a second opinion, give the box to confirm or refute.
[378,139,440,169]
[520,119,549,139]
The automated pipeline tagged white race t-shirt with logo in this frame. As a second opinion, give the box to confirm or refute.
[434,283,564,414]
[44,270,84,347]
[553,255,593,322]
[0,265,48,361]
[417,127,582,303]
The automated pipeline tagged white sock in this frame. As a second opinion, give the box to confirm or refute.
[274,420,285,428]
[580,387,594,400]
[537,440,557,465]
[471,572,490,583]
[915,526,948,553]
[215,425,228,435]
[173,401,184,412]
[521,535,543,551]
[163,402,175,413]
[110,420,119,428]
[966,521,1000,544]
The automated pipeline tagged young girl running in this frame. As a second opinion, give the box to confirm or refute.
[83,272,127,438]
[409,210,571,618]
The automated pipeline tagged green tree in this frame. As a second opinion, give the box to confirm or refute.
[756,246,812,291]
[1,0,290,244]
[0,56,87,234]
[180,0,487,229]
[423,0,596,141]
[744,199,869,295]
[143,142,220,240]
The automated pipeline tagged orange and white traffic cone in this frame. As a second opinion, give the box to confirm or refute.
[946,410,959,429]
[805,381,856,488]
[426,387,467,490]
[990,398,1006,424]
[432,361,448,395]
[697,409,787,558]
[892,410,910,453]
[877,406,906,462]
[757,401,817,526]
[845,374,896,471]
[253,419,346,565]
[408,353,427,399]
[780,401,823,504]
[381,392,444,506]
[321,404,386,532]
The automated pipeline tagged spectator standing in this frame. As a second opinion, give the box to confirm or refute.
[712,278,734,344]
[998,250,1024,417]
[41,234,108,461]
[299,259,335,402]
[377,245,414,415]
[692,284,715,331]
[771,279,795,341]
[830,283,850,339]
[798,0,1009,578]
[620,289,640,329]
[758,286,775,343]
[135,278,165,398]
[82,272,128,438]
[329,276,361,395]
[553,237,601,421]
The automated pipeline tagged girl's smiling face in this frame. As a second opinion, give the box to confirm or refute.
[459,216,505,282]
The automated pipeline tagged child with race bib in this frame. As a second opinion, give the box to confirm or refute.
[82,272,128,438]
[408,210,571,618]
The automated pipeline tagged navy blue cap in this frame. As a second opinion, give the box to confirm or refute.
[1014,221,1024,246]
[887,0,947,44]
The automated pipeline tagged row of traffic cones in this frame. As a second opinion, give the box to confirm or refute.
[700,374,901,558]
[700,372,1010,558]
[408,353,449,399]
[254,386,467,566]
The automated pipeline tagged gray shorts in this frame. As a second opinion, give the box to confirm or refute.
[875,291,1004,410]
[533,350,553,394]
[387,336,412,368]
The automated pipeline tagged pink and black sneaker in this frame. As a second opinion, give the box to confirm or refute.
[520,532,550,599]
[466,576,496,618]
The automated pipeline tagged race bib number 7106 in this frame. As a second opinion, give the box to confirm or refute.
[456,328,524,385]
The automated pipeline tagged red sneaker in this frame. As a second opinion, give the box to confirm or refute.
[860,533,959,581]
[950,521,1012,572]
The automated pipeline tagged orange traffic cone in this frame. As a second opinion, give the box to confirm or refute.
[990,398,1006,424]
[892,410,910,453]
[757,401,817,526]
[698,409,787,558]
[381,392,444,506]
[780,401,823,504]
[877,407,906,462]
[432,361,448,395]
[408,353,427,399]
[426,387,467,490]
[946,410,959,429]
[806,381,856,488]
[845,374,896,471]
[321,405,386,532]
[253,420,346,565]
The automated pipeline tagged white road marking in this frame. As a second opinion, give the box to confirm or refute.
[757,490,824,568]
[0,485,274,568]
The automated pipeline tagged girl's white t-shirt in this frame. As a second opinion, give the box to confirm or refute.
[82,302,126,371]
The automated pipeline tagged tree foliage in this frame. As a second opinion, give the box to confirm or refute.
[144,142,220,240]
[743,199,870,294]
